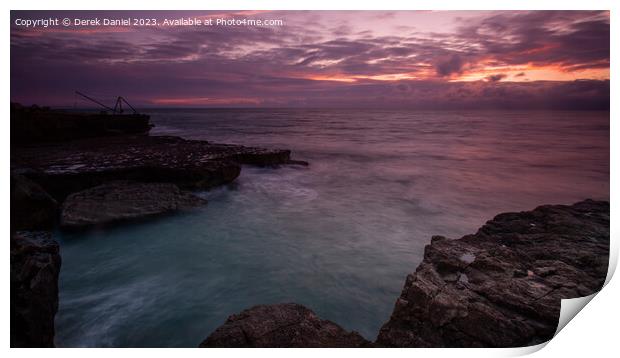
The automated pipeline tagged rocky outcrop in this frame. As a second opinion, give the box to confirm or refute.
[60,181,207,228]
[10,231,61,347]
[200,303,370,348]
[12,135,293,201]
[376,199,609,347]
[11,174,57,230]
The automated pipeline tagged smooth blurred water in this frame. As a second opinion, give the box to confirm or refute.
[55,109,609,347]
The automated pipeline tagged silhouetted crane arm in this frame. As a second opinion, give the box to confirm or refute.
[75,91,116,112]
[120,97,138,114]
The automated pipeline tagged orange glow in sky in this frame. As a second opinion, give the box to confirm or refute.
[10,10,610,108]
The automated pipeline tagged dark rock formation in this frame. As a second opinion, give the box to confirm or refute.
[200,303,370,348]
[286,159,310,166]
[10,231,61,347]
[11,102,152,144]
[376,199,609,347]
[229,150,291,167]
[11,174,57,230]
[60,181,207,228]
[12,135,293,201]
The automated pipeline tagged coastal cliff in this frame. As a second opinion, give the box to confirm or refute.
[201,200,609,348]
[376,199,609,347]
[10,232,61,347]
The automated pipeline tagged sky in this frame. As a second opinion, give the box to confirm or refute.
[10,10,610,109]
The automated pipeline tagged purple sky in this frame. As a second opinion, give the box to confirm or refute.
[10,10,610,109]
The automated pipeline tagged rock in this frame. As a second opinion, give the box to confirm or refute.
[11,174,57,230]
[12,135,294,200]
[286,159,310,166]
[200,303,370,348]
[10,231,61,347]
[228,149,291,167]
[60,181,207,228]
[376,199,609,347]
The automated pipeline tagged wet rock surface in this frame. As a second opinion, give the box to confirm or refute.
[376,199,609,347]
[200,303,370,348]
[12,135,292,201]
[60,181,207,228]
[10,231,61,347]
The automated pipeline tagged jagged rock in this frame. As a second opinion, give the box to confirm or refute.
[60,181,207,228]
[11,174,57,230]
[12,135,293,200]
[200,303,370,348]
[376,199,609,347]
[10,231,61,347]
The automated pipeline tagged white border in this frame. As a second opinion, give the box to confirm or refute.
[4,1,617,357]
[4,0,618,10]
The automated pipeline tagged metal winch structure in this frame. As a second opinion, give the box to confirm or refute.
[75,91,139,115]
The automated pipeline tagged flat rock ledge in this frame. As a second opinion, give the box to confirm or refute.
[199,303,370,348]
[12,135,294,201]
[376,199,609,347]
[10,231,61,348]
[60,181,207,228]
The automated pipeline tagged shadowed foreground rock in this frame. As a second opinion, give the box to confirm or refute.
[60,181,207,228]
[200,303,370,348]
[10,232,61,347]
[376,199,609,347]
[11,174,57,231]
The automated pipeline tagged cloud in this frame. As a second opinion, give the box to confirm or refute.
[486,73,507,82]
[452,11,610,72]
[436,54,465,77]
[10,10,610,109]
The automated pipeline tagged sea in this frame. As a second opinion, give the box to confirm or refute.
[53,109,609,347]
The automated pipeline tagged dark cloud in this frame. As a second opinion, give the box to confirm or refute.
[486,74,507,82]
[436,54,465,77]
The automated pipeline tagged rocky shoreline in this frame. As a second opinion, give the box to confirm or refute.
[9,107,609,348]
[10,110,307,347]
[12,134,301,202]
[11,134,306,228]
[199,200,609,348]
